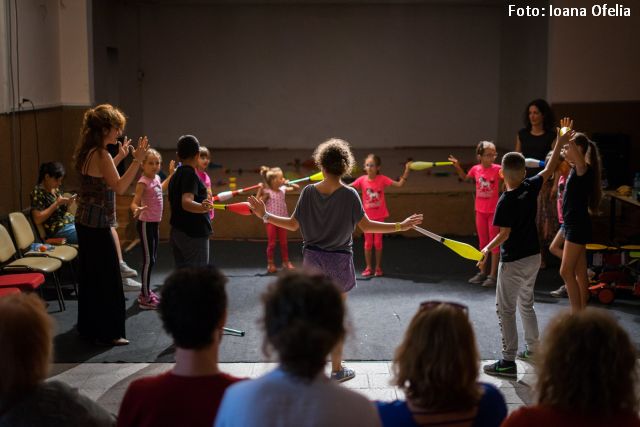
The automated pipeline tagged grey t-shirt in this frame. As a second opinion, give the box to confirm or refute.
[215,367,381,427]
[292,184,365,253]
[0,381,116,427]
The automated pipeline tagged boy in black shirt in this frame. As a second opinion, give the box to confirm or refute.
[480,118,572,378]
[168,135,213,267]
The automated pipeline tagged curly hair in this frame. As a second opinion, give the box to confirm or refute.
[312,138,355,177]
[0,293,53,408]
[159,266,228,350]
[536,308,638,417]
[73,104,126,173]
[261,270,345,381]
[392,304,481,411]
[523,99,556,133]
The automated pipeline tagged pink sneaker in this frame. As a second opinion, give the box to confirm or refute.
[374,268,384,277]
[138,293,159,310]
[361,267,373,277]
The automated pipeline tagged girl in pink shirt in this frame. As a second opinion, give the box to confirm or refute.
[131,149,172,310]
[449,141,502,287]
[351,154,411,277]
[256,166,299,273]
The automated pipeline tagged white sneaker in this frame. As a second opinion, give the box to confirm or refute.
[120,261,137,278]
[122,278,142,291]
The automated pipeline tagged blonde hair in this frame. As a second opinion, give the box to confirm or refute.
[392,304,481,411]
[536,308,638,417]
[144,148,162,163]
[74,104,126,173]
[475,141,496,156]
[260,166,283,186]
[199,146,210,158]
[312,138,355,178]
[0,293,53,408]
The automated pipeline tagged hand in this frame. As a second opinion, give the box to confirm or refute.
[168,160,176,176]
[399,213,423,231]
[557,117,575,145]
[404,161,412,171]
[132,136,149,163]
[247,195,266,218]
[55,195,71,207]
[201,198,214,212]
[448,155,460,167]
[118,137,132,158]
[477,247,489,268]
[133,205,148,219]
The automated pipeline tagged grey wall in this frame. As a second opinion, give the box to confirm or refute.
[93,2,549,149]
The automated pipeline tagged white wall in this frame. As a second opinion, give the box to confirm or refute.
[106,4,505,149]
[547,12,640,103]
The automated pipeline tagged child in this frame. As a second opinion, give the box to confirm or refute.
[256,165,299,273]
[449,141,502,287]
[197,146,215,222]
[248,138,422,382]
[559,131,602,312]
[479,118,570,378]
[350,154,411,277]
[168,135,214,268]
[130,149,173,310]
[549,154,571,298]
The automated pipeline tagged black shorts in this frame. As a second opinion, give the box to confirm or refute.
[563,222,591,245]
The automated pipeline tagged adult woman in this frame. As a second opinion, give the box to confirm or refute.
[376,302,507,427]
[0,293,115,426]
[516,99,558,268]
[30,162,78,243]
[73,104,148,346]
[502,309,639,426]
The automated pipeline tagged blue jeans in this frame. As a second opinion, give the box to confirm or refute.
[53,223,78,244]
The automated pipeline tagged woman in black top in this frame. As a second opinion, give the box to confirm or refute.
[559,132,602,312]
[516,99,558,268]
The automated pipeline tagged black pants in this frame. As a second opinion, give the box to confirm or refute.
[76,223,126,341]
[137,221,159,297]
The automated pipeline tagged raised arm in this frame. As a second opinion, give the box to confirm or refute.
[161,160,176,192]
[100,136,149,195]
[538,117,573,182]
[448,155,471,182]
[389,161,411,187]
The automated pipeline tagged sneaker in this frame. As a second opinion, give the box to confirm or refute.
[331,364,356,383]
[468,272,487,284]
[517,350,535,364]
[483,360,517,378]
[138,294,160,310]
[550,284,568,298]
[123,278,142,291]
[361,267,373,277]
[120,261,137,278]
[481,276,497,287]
[282,261,295,270]
[267,263,277,274]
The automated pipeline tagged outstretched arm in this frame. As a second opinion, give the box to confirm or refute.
[247,195,299,231]
[448,155,471,182]
[389,162,412,187]
[357,213,423,233]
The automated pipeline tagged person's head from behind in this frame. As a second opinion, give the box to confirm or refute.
[476,141,497,167]
[363,154,381,177]
[74,104,126,172]
[501,152,526,188]
[312,138,355,178]
[536,308,638,417]
[392,301,480,411]
[0,293,53,407]
[38,162,66,188]
[260,166,285,190]
[523,99,555,133]
[159,266,228,350]
[176,135,201,162]
[262,270,345,381]
[198,146,211,171]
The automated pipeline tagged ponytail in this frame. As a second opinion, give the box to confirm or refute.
[586,140,602,214]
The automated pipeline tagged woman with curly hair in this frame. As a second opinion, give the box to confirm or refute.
[248,138,422,382]
[503,308,639,426]
[377,301,507,426]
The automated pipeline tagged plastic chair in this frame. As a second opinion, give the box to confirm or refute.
[0,224,65,311]
[0,273,45,292]
[0,287,20,298]
[9,212,78,295]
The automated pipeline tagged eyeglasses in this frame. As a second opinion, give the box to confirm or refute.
[419,300,468,314]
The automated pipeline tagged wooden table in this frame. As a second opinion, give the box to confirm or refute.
[606,191,640,241]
